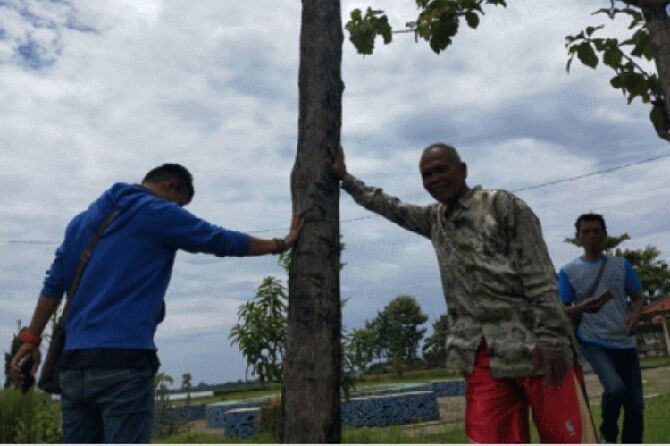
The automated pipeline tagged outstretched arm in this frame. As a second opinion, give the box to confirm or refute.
[328,145,434,238]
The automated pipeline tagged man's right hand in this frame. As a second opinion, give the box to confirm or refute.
[328,145,347,180]
[10,342,41,388]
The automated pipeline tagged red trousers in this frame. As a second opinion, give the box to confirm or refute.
[464,342,597,443]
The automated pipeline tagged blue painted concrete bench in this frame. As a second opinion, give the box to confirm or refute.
[204,379,466,438]
[341,390,439,427]
[221,407,261,438]
[205,397,268,428]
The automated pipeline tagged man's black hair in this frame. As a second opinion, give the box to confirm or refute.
[574,213,607,235]
[142,163,194,200]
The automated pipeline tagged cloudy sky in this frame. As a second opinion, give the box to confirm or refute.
[1,0,669,387]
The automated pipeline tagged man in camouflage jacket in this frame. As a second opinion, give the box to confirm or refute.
[330,143,596,443]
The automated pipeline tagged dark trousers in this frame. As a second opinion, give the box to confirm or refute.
[59,366,155,443]
[581,342,644,443]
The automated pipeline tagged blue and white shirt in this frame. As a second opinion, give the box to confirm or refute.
[558,256,642,349]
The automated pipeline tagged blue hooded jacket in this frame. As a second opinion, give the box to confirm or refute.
[41,183,251,351]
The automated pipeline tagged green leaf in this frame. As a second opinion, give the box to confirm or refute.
[428,14,459,54]
[629,29,654,61]
[345,8,393,55]
[592,38,606,52]
[576,42,598,69]
[465,11,479,29]
[620,72,650,103]
[610,74,624,89]
[603,47,623,69]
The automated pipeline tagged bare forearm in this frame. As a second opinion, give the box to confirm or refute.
[629,293,644,320]
[246,237,284,256]
[27,297,61,336]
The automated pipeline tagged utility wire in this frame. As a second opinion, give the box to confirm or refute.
[2,151,670,243]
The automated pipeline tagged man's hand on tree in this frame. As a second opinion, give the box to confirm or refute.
[328,145,347,180]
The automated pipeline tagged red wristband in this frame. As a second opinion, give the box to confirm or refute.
[18,331,42,346]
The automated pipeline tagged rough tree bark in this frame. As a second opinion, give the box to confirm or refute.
[281,0,344,442]
[640,1,670,138]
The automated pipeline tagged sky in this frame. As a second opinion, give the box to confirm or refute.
[1,0,669,388]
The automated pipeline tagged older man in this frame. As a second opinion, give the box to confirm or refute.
[330,143,596,443]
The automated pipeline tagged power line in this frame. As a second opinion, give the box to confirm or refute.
[2,151,669,244]
[510,152,670,193]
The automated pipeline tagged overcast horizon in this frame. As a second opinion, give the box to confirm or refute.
[2,0,669,388]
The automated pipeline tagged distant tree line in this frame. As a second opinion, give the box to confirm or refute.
[230,235,670,383]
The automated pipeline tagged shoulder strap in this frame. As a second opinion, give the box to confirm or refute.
[59,208,120,323]
[585,256,608,297]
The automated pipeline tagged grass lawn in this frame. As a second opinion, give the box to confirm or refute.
[640,356,670,369]
[174,361,670,408]
[156,392,670,443]
[172,368,463,408]
[157,360,670,443]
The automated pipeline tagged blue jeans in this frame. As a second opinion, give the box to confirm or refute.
[59,367,155,443]
[581,343,643,443]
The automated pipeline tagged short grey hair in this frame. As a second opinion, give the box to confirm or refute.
[422,142,462,164]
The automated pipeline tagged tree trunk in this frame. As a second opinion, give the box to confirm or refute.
[281,0,343,442]
[640,1,670,135]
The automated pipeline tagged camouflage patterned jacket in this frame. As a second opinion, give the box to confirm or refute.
[342,174,576,378]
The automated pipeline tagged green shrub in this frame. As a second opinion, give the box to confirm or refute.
[0,389,62,443]
[154,396,190,438]
[258,397,282,441]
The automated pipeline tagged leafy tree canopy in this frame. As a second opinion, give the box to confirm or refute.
[566,1,670,141]
[422,314,449,368]
[346,0,507,55]
[375,295,428,367]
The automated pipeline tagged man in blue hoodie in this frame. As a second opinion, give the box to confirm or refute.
[10,163,301,443]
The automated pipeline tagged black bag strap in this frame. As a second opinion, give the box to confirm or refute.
[585,256,608,298]
[59,208,120,323]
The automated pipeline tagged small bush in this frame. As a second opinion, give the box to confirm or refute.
[258,397,282,441]
[0,389,62,443]
[154,400,190,439]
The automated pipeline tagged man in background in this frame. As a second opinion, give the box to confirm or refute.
[559,213,644,443]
